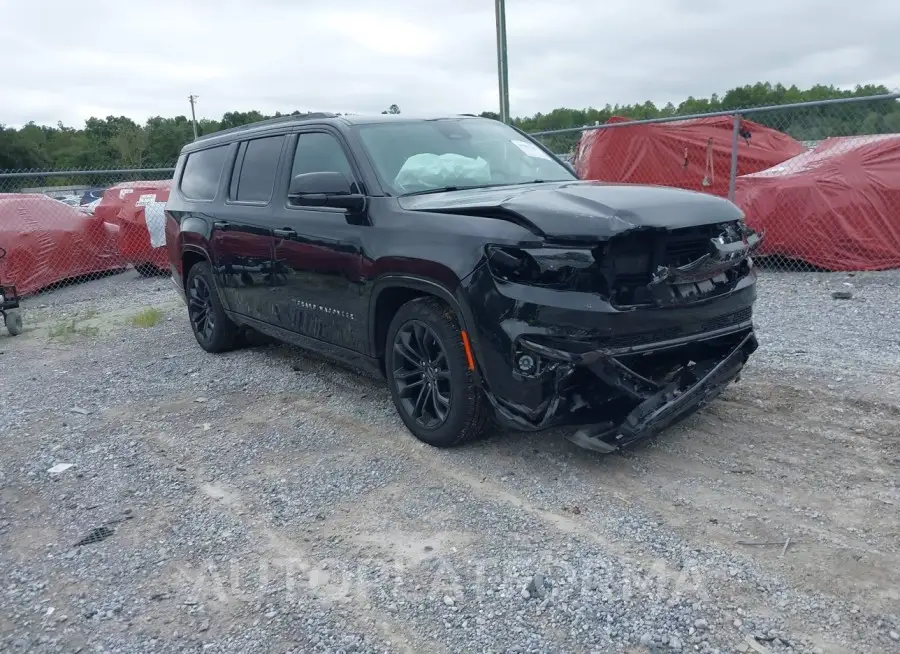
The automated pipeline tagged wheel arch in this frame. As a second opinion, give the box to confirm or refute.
[369,276,482,379]
[181,245,210,290]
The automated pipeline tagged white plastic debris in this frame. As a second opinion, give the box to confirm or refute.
[136,194,167,249]
[47,463,74,475]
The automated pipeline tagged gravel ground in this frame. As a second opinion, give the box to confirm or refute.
[1,269,899,654]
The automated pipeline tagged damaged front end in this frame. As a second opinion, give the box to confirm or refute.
[467,218,762,452]
[647,220,762,305]
[517,328,758,453]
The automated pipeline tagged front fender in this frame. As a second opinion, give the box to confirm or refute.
[368,274,488,384]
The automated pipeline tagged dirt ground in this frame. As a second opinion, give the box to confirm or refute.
[1,272,898,654]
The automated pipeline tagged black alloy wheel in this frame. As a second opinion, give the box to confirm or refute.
[188,274,216,343]
[384,297,491,448]
[185,261,239,353]
[391,320,452,428]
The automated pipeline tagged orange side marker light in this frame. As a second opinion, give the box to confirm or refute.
[460,330,476,371]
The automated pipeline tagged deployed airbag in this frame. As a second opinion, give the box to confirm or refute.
[394,153,491,190]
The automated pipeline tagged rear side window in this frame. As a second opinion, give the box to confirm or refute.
[180,145,229,201]
[232,135,285,203]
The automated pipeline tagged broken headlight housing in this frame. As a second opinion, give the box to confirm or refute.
[485,245,599,290]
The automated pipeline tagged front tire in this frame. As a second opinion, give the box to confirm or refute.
[186,261,239,353]
[385,297,491,447]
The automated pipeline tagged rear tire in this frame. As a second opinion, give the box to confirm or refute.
[185,261,239,353]
[4,309,23,336]
[135,263,161,277]
[385,297,491,447]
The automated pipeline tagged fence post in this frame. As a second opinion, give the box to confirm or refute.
[728,112,741,202]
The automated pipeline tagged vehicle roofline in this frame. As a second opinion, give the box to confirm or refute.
[179,114,504,154]
[182,112,341,151]
[341,114,496,125]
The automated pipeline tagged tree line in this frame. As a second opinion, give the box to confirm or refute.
[1,82,898,174]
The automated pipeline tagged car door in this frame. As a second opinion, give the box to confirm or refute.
[269,129,367,351]
[209,134,285,324]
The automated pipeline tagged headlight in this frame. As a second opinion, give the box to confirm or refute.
[485,245,597,289]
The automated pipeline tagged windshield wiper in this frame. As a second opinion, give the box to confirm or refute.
[401,185,488,197]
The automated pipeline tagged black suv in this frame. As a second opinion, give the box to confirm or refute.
[165,113,760,453]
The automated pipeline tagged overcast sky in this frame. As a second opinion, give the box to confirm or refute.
[2,0,898,128]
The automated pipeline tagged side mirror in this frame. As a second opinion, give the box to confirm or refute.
[288,172,365,212]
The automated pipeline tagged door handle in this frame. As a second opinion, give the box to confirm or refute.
[213,221,230,230]
[273,228,297,237]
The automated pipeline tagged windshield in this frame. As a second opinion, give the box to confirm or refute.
[355,118,576,195]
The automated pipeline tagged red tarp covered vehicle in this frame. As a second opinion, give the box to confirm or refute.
[735,134,900,271]
[573,115,806,197]
[94,180,172,275]
[0,194,125,296]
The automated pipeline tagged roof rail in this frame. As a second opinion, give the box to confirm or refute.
[194,112,338,141]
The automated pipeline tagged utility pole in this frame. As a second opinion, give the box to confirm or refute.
[494,0,510,123]
[188,94,199,140]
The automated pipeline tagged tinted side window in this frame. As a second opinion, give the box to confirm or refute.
[291,132,354,180]
[229,142,247,198]
[233,135,285,203]
[180,145,229,201]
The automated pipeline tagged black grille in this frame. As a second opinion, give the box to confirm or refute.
[596,307,752,349]
[664,225,718,267]
[602,223,730,305]
[602,326,683,348]
[702,307,752,332]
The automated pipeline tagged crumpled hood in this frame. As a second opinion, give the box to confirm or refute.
[398,180,744,241]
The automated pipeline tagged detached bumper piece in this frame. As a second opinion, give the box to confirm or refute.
[568,330,757,453]
[488,328,757,453]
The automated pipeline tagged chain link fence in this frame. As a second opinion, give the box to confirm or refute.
[2,94,899,314]
[533,93,900,272]
[0,168,176,314]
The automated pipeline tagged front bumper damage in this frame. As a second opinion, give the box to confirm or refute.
[462,216,762,452]
[565,330,756,452]
[484,327,758,453]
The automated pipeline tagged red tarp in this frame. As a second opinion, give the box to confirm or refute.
[0,194,124,296]
[574,115,806,197]
[94,180,172,270]
[735,134,900,271]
